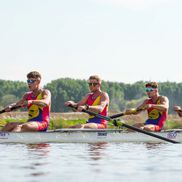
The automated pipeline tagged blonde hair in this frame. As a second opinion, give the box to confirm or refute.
[89,75,102,84]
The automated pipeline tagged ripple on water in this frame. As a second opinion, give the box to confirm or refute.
[0,142,182,182]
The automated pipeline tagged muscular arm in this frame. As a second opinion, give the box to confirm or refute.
[4,90,51,111]
[124,100,147,115]
[84,92,109,113]
[65,92,109,114]
[4,94,27,111]
[29,90,51,107]
[64,94,89,110]
[145,96,169,112]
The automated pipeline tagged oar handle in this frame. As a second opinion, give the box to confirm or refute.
[110,108,144,119]
[67,105,112,121]
[0,105,21,114]
[110,112,125,119]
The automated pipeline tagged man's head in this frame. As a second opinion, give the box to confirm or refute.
[145,82,158,89]
[27,71,41,80]
[26,71,41,90]
[88,75,102,92]
[88,75,102,84]
[145,82,158,97]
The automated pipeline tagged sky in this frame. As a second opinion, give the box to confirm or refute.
[0,0,182,86]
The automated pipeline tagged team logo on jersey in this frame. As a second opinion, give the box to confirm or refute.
[148,109,160,119]
[28,105,43,119]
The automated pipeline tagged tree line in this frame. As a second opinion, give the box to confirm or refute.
[0,78,182,114]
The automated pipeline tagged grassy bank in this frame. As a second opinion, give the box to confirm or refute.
[0,111,182,130]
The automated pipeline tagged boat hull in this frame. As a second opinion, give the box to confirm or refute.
[0,129,181,144]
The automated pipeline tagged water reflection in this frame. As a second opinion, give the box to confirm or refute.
[88,142,108,161]
[23,143,51,177]
[26,143,50,156]
[144,142,165,150]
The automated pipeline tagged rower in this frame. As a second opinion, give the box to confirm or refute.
[65,75,109,129]
[2,71,51,132]
[124,82,169,132]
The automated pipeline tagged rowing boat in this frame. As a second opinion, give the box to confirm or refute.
[0,129,181,144]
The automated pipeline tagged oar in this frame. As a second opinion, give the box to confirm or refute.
[67,105,179,144]
[0,105,21,114]
[110,108,144,119]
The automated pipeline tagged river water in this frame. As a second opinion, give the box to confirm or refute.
[0,142,181,182]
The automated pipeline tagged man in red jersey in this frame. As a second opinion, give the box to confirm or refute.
[124,82,169,132]
[2,71,51,132]
[65,75,109,129]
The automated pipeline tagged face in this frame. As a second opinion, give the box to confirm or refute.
[145,87,157,98]
[27,78,40,91]
[88,79,100,92]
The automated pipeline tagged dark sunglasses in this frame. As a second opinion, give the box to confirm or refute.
[27,79,36,84]
[88,82,99,86]
[145,87,155,92]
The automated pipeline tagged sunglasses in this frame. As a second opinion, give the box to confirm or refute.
[145,87,155,92]
[27,79,36,84]
[88,82,99,86]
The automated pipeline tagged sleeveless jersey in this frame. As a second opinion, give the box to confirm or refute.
[86,93,108,126]
[26,91,50,125]
[145,97,167,131]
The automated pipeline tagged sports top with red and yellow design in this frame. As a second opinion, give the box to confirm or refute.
[145,97,167,131]
[26,91,50,131]
[86,93,108,128]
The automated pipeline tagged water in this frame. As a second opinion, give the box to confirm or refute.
[0,142,181,182]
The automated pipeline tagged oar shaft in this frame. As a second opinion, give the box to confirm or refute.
[67,105,179,144]
[81,108,111,120]
[110,112,125,119]
[0,105,21,114]
[122,123,179,144]
[110,108,144,119]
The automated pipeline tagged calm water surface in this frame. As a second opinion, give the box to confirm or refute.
[0,142,182,182]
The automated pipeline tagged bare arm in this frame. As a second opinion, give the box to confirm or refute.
[65,92,109,114]
[142,96,169,112]
[4,90,51,112]
[4,94,27,111]
[64,94,89,110]
[83,92,109,113]
[124,98,150,115]
[27,89,51,107]
[174,105,182,117]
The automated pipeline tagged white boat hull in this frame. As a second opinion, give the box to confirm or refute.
[0,129,181,144]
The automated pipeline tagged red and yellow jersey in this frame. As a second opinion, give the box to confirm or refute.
[86,93,108,127]
[26,91,50,124]
[145,98,167,131]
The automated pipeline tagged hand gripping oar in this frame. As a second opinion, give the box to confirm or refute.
[67,105,179,144]
[0,105,21,114]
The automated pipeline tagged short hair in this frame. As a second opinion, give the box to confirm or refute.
[89,75,102,84]
[27,71,41,80]
[145,82,158,88]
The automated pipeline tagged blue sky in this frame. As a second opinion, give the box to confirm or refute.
[0,0,182,86]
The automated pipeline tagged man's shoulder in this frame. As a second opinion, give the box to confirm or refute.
[100,91,109,100]
[144,98,151,103]
[158,95,168,100]
[42,89,51,95]
[24,91,32,96]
